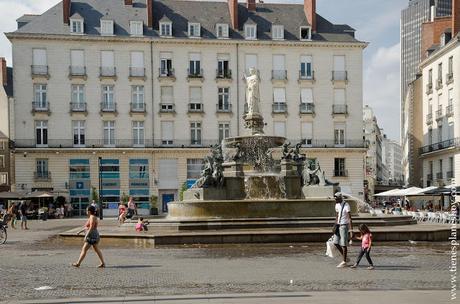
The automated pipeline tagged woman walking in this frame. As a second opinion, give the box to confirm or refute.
[72,206,105,268]
[350,224,374,270]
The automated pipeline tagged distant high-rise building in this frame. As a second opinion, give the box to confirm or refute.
[401,0,452,139]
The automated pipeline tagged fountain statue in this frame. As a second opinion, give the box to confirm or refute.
[169,67,352,219]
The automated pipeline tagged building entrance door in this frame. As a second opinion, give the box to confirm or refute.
[162,193,175,213]
[71,197,89,216]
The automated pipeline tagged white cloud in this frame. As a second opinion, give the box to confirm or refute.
[364,43,401,141]
[0,0,60,64]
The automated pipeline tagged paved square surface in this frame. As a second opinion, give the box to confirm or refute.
[0,219,456,303]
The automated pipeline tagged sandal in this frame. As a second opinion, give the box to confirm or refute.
[97,263,105,268]
[71,263,80,268]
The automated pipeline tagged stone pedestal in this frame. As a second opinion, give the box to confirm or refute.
[302,185,339,198]
[183,188,227,201]
[280,160,297,176]
[224,177,246,200]
[283,176,302,199]
[223,161,245,178]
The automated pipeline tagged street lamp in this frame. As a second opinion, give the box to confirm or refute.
[98,157,104,220]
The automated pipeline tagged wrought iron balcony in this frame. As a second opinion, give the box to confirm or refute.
[159,68,175,79]
[69,66,86,77]
[299,103,315,114]
[299,70,315,81]
[188,102,204,113]
[332,71,347,81]
[100,102,117,113]
[435,78,443,90]
[130,102,146,113]
[426,83,433,94]
[32,101,50,113]
[31,65,49,77]
[34,171,51,182]
[99,67,117,78]
[216,103,232,113]
[446,72,454,84]
[272,70,287,80]
[426,113,433,124]
[446,104,454,117]
[420,137,460,154]
[159,103,175,113]
[216,69,232,79]
[332,104,348,115]
[187,68,204,79]
[129,67,146,78]
[436,172,443,180]
[272,102,287,113]
[427,174,433,181]
[447,171,454,179]
[70,102,87,112]
[435,108,443,120]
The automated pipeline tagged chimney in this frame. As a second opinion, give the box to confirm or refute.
[228,0,238,30]
[247,0,256,11]
[147,0,153,28]
[63,0,71,24]
[124,0,133,5]
[304,0,316,33]
[0,58,6,86]
[453,0,460,36]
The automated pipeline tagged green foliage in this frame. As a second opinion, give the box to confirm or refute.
[179,182,188,201]
[121,192,129,204]
[150,195,158,208]
[91,187,99,203]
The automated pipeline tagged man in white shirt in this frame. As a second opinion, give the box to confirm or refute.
[333,192,353,268]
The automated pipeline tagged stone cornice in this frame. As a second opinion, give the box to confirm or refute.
[5,32,368,49]
[420,36,460,68]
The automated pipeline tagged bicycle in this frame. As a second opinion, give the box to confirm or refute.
[0,214,8,244]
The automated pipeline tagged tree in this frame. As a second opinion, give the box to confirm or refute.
[91,187,99,204]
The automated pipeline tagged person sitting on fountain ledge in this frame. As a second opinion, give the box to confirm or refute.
[333,192,353,268]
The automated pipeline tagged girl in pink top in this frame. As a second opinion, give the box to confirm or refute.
[350,224,374,270]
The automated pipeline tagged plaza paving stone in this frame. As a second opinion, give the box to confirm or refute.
[0,219,456,303]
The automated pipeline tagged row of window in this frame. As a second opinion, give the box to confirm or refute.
[32,49,348,81]
[33,120,348,148]
[70,16,312,41]
[426,87,455,125]
[32,83,349,111]
[426,55,454,93]
[426,157,456,186]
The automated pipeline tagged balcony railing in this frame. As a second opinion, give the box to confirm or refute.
[130,102,146,113]
[299,103,315,114]
[435,78,443,90]
[34,171,51,182]
[100,67,117,77]
[216,69,232,79]
[272,70,287,80]
[426,113,433,124]
[159,68,175,78]
[159,103,175,113]
[31,65,49,77]
[12,139,367,149]
[69,66,86,77]
[435,108,443,120]
[420,137,460,154]
[216,103,232,113]
[332,104,348,115]
[70,102,87,112]
[447,171,454,179]
[426,83,433,94]
[129,67,146,78]
[446,72,454,84]
[100,102,117,112]
[32,101,50,112]
[299,70,315,81]
[436,172,443,180]
[446,104,454,117]
[332,71,348,81]
[272,102,287,113]
[427,174,433,182]
[187,68,204,79]
[188,103,204,113]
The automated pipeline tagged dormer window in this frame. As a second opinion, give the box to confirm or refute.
[130,21,143,36]
[160,21,172,37]
[188,23,201,38]
[216,23,229,38]
[244,24,257,40]
[70,14,84,34]
[300,26,312,40]
[100,20,114,36]
[272,25,284,40]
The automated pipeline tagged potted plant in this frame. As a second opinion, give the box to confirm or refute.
[150,195,158,215]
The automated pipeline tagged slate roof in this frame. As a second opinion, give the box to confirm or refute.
[12,0,361,43]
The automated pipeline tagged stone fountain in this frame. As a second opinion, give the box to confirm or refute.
[168,68,355,219]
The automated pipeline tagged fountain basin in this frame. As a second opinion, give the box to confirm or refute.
[168,198,358,219]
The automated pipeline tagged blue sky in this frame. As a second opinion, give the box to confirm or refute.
[0,0,406,141]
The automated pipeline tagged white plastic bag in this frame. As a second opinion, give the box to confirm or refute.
[325,236,340,258]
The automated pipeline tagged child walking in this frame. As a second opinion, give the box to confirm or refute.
[350,224,374,270]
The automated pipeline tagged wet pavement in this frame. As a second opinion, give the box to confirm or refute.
[0,219,455,303]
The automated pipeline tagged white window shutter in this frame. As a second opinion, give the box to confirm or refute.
[190,53,201,61]
[274,122,286,137]
[190,87,201,102]
[273,88,286,103]
[161,121,174,141]
[158,159,178,189]
[161,86,173,103]
[131,52,144,68]
[301,122,313,140]
[301,88,313,103]
[334,89,346,105]
[334,55,345,71]
[33,49,47,66]
[101,51,114,67]
[245,54,257,70]
[272,55,285,70]
[71,50,84,66]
